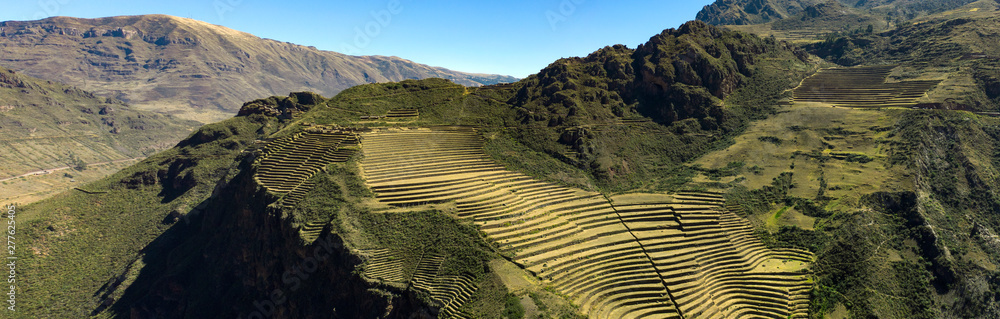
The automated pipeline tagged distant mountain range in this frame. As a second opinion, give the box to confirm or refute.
[0,15,518,123]
[696,0,979,25]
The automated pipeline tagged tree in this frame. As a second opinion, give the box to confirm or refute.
[67,153,87,171]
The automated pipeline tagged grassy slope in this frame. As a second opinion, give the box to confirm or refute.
[0,15,517,123]
[10,12,995,318]
[689,100,1000,318]
[13,113,275,317]
[11,21,821,318]
[798,1,1000,111]
[0,66,198,204]
[712,0,1000,113]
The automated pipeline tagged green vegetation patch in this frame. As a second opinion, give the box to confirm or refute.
[15,114,275,318]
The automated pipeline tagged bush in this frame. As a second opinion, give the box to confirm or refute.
[503,293,525,319]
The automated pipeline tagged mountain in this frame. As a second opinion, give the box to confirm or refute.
[0,65,198,204]
[696,0,980,25]
[0,15,518,123]
[724,1,893,44]
[13,21,825,318]
[693,3,1000,316]
[11,8,1000,319]
[792,0,1000,111]
[696,0,825,25]
[701,0,1000,111]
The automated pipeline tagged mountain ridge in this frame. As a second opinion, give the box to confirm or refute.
[12,21,823,318]
[10,6,1000,319]
[696,0,981,25]
[0,14,518,123]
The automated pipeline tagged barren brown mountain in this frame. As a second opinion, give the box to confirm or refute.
[0,15,517,122]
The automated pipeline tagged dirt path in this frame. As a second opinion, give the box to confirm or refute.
[0,157,143,182]
[0,133,100,142]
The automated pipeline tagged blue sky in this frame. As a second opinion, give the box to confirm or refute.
[1,0,715,78]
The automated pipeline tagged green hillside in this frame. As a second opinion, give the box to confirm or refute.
[696,0,980,25]
[696,1,1000,317]
[704,0,1000,112]
[801,3,1000,110]
[10,15,1000,319]
[0,66,198,204]
[11,21,825,319]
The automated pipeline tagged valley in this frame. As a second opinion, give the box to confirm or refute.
[0,157,140,205]
[3,1,1000,318]
[0,66,198,204]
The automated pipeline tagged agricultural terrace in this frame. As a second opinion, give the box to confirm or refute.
[793,65,940,108]
[253,126,359,210]
[357,127,814,319]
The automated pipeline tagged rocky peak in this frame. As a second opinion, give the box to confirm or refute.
[237,92,325,118]
[803,0,851,18]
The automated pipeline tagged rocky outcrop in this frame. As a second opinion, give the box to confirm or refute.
[504,21,816,186]
[515,21,809,126]
[98,136,436,318]
[0,68,28,88]
[696,0,820,25]
[236,92,324,119]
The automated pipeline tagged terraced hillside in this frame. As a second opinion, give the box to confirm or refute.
[357,249,479,319]
[24,16,999,318]
[358,127,813,319]
[360,108,420,121]
[409,253,479,319]
[253,127,359,208]
[792,65,941,107]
